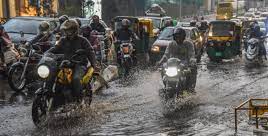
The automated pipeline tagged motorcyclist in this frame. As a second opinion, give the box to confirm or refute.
[160,20,173,31]
[198,20,209,33]
[158,27,197,92]
[53,15,69,35]
[248,24,267,60]
[190,20,197,27]
[244,22,257,51]
[81,25,92,41]
[200,16,205,21]
[114,19,139,42]
[28,21,56,52]
[0,25,12,69]
[114,19,139,64]
[47,19,97,103]
[90,15,105,34]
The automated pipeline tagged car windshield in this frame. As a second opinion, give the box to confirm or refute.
[4,18,42,34]
[210,23,234,36]
[158,27,174,40]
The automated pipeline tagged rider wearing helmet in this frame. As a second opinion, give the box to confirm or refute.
[53,15,69,35]
[81,25,92,41]
[249,24,267,59]
[160,20,174,31]
[198,20,209,33]
[114,19,138,42]
[28,21,56,52]
[47,19,96,102]
[90,15,105,33]
[190,20,197,27]
[158,27,197,92]
[114,19,139,64]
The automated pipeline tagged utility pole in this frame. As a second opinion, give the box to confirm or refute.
[236,0,238,17]
[179,0,182,19]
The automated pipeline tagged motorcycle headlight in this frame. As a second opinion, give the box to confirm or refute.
[165,67,178,77]
[226,42,231,46]
[37,65,50,79]
[151,46,160,53]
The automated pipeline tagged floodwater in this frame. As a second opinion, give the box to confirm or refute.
[1,55,268,136]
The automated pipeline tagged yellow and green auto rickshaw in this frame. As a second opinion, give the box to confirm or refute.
[112,16,154,54]
[207,20,241,62]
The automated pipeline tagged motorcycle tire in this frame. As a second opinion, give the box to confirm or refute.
[8,65,26,92]
[122,58,131,76]
[32,95,48,128]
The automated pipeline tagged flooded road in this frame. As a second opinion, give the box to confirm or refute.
[1,56,268,135]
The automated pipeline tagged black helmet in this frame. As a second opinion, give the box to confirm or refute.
[60,19,79,39]
[75,18,82,28]
[254,25,261,32]
[122,19,130,27]
[173,27,186,40]
[190,20,196,27]
[81,25,92,37]
[59,15,69,24]
[39,21,50,34]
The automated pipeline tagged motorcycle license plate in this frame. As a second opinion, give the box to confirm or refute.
[215,52,222,57]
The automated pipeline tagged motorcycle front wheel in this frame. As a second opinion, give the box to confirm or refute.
[32,95,49,128]
[8,65,26,92]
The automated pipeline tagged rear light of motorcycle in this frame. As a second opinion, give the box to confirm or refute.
[123,47,130,54]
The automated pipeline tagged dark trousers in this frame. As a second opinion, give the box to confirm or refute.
[72,65,86,100]
[187,65,197,91]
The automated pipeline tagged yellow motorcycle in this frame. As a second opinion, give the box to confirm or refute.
[32,49,99,127]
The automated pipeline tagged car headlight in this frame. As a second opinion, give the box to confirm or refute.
[37,65,50,79]
[165,67,178,77]
[151,46,160,53]
[226,42,231,46]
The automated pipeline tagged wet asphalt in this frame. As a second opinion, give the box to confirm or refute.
[0,55,268,136]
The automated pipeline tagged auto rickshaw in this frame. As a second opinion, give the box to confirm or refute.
[207,21,241,61]
[112,16,154,54]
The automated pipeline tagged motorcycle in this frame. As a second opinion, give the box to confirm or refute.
[117,40,135,75]
[8,43,42,92]
[90,31,109,65]
[161,58,192,98]
[244,36,267,65]
[32,49,99,127]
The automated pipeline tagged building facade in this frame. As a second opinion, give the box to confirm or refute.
[0,0,59,19]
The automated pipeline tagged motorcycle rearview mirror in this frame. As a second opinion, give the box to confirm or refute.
[20,31,24,38]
